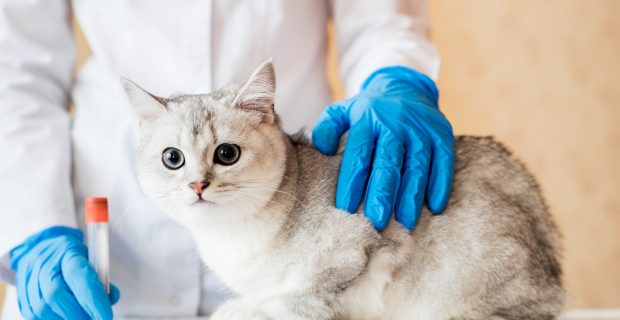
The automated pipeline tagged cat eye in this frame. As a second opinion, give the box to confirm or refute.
[162,147,185,170]
[214,143,241,166]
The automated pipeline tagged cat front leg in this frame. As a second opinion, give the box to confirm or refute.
[259,294,337,320]
[211,294,337,320]
[211,299,271,320]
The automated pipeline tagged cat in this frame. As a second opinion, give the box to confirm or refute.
[124,60,564,320]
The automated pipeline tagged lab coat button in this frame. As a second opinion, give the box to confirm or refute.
[169,295,180,305]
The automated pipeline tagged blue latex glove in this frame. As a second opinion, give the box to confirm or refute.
[9,226,120,320]
[312,66,454,231]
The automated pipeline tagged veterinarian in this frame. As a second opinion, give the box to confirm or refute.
[0,1,454,319]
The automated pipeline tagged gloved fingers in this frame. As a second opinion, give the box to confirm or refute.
[395,166,429,230]
[16,260,39,320]
[27,250,63,320]
[336,121,376,212]
[9,228,88,320]
[394,133,431,230]
[364,132,405,231]
[426,133,455,214]
[61,247,114,320]
[44,275,91,320]
[312,101,350,155]
[109,283,121,305]
[9,227,84,270]
[40,253,90,320]
[17,299,39,320]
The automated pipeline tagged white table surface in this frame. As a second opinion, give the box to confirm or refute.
[561,309,620,319]
[116,310,620,320]
[118,318,210,320]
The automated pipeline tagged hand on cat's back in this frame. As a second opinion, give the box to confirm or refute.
[312,66,455,231]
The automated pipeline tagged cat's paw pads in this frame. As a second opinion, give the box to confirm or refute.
[211,301,271,320]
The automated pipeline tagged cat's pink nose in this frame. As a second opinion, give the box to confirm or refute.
[189,181,209,195]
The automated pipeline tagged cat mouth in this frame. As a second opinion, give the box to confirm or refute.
[192,197,216,206]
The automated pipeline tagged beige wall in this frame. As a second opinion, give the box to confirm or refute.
[2,0,618,313]
[427,0,620,309]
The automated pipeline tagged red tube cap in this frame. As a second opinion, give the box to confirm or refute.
[85,197,109,223]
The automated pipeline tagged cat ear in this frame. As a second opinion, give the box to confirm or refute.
[122,78,167,123]
[233,59,276,124]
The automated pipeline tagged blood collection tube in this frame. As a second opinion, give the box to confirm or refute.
[85,197,110,293]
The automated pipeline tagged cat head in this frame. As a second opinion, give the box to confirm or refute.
[125,60,288,226]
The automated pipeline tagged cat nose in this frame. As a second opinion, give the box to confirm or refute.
[189,181,209,195]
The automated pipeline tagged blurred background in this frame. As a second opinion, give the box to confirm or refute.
[426,0,619,310]
[1,0,618,314]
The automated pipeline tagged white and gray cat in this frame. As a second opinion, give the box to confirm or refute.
[124,61,564,319]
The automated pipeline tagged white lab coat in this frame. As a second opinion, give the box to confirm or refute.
[0,0,439,317]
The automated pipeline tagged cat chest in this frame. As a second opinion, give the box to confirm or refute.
[206,250,311,296]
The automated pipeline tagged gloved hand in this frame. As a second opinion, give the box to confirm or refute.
[312,66,454,231]
[9,226,120,320]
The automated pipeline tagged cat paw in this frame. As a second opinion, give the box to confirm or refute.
[211,300,271,320]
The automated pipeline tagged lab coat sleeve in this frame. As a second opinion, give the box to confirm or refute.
[330,0,441,97]
[0,0,77,283]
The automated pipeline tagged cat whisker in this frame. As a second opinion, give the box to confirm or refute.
[235,189,290,208]
[236,185,294,197]
[236,173,298,184]
[233,197,285,222]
